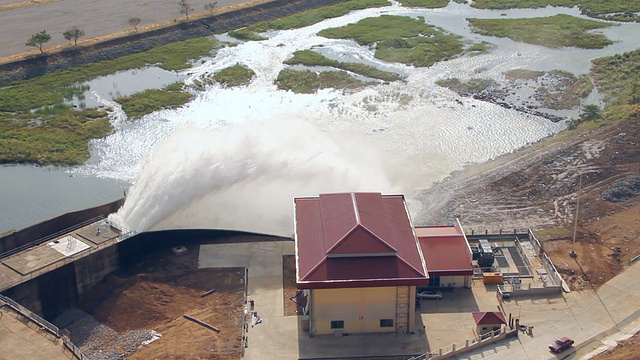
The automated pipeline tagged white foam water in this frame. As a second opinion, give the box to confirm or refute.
[78,3,639,235]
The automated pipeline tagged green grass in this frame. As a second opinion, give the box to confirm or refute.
[504,69,545,81]
[435,77,500,94]
[285,50,402,82]
[0,37,218,113]
[465,41,494,55]
[0,37,218,165]
[0,105,112,165]
[471,0,640,22]
[230,0,389,40]
[318,15,466,67]
[468,14,614,49]
[591,50,640,105]
[212,64,256,87]
[396,0,450,8]
[115,83,193,120]
[275,68,373,93]
[228,29,267,41]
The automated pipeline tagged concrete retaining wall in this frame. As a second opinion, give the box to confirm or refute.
[509,285,562,297]
[429,328,519,360]
[73,244,120,297]
[0,198,124,254]
[0,227,282,321]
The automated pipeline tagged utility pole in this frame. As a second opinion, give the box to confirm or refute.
[570,172,581,258]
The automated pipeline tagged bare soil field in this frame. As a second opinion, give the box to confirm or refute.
[75,245,245,359]
[591,331,640,360]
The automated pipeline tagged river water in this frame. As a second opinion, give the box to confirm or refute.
[2,2,639,235]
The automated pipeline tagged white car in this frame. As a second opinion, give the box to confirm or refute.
[417,290,443,300]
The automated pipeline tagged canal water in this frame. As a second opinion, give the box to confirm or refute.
[2,2,639,235]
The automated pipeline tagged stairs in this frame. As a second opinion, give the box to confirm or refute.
[395,286,410,333]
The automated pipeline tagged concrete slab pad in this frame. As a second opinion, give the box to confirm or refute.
[0,306,70,360]
[47,235,90,256]
[2,245,64,275]
[75,221,121,245]
[423,313,476,351]
[0,264,22,289]
[198,243,251,268]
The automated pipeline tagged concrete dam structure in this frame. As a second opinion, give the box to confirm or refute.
[0,199,279,331]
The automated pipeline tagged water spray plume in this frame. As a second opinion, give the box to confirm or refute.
[110,119,395,235]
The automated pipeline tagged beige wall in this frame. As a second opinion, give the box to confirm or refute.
[477,324,503,335]
[439,275,468,288]
[311,287,409,335]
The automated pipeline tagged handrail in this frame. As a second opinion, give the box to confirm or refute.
[0,294,60,335]
[0,294,87,359]
[0,215,105,259]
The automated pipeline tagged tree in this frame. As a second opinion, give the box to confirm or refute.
[580,104,601,122]
[26,30,51,53]
[204,1,217,15]
[129,17,141,31]
[63,26,85,46]
[178,0,193,20]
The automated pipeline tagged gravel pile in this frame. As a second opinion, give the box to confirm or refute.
[53,308,154,360]
[601,176,640,202]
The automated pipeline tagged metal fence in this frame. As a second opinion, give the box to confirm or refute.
[0,294,87,359]
[0,216,105,259]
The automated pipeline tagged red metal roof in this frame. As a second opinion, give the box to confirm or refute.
[472,311,506,325]
[416,225,473,276]
[294,193,428,289]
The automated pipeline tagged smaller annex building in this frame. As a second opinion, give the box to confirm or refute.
[294,192,429,336]
[472,311,507,335]
[415,224,473,288]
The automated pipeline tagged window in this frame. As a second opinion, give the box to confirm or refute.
[380,319,394,328]
[330,320,344,329]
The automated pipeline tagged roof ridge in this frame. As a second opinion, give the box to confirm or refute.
[395,252,428,278]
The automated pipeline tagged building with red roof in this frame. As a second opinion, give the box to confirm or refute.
[415,223,473,288]
[472,311,507,335]
[294,192,429,335]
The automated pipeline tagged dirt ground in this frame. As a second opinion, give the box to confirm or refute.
[590,331,640,360]
[418,115,640,291]
[282,255,304,316]
[77,245,246,359]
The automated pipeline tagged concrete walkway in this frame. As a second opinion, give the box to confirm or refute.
[450,260,640,360]
[0,304,73,360]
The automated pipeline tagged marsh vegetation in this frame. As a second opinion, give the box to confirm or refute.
[318,15,468,67]
[284,50,402,82]
[229,0,389,41]
[2,0,639,166]
[468,14,614,49]
[0,38,218,165]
